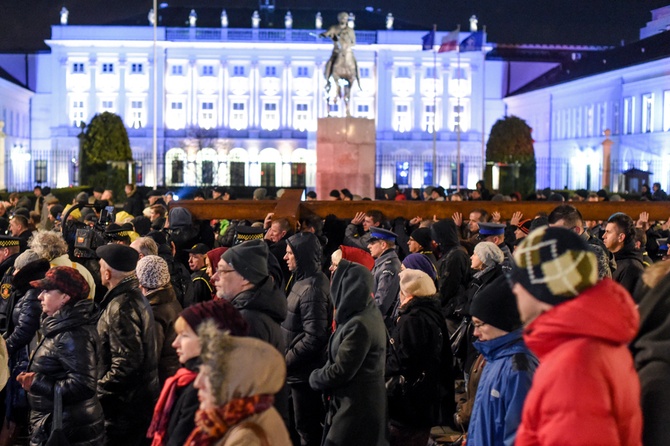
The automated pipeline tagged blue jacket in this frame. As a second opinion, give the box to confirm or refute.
[467,330,538,446]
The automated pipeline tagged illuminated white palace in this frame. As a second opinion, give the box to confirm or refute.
[0,6,668,194]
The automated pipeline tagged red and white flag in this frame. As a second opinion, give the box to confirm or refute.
[438,30,459,53]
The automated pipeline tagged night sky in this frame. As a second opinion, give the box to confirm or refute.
[1,0,667,52]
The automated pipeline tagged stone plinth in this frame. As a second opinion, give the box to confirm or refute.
[316,117,376,199]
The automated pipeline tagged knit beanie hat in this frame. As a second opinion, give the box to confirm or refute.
[518,219,532,235]
[220,239,269,285]
[206,247,228,274]
[136,255,170,289]
[180,299,249,335]
[511,226,598,306]
[474,241,505,267]
[410,227,432,249]
[169,207,192,228]
[402,253,436,280]
[399,269,436,297]
[470,276,521,332]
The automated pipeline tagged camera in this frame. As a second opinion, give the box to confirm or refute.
[61,203,113,258]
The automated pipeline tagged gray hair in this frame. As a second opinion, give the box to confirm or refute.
[29,230,68,260]
[132,237,158,257]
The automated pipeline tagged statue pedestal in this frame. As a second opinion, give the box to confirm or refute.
[316,117,376,199]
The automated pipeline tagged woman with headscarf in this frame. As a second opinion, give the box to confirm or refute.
[386,269,453,446]
[147,299,249,446]
[205,247,228,299]
[19,266,104,445]
[309,260,388,446]
[186,327,291,445]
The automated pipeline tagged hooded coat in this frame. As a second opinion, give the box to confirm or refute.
[631,270,670,446]
[309,260,388,446]
[515,279,642,446]
[203,335,291,446]
[430,219,471,318]
[27,300,105,445]
[612,245,645,298]
[467,330,537,446]
[282,232,332,383]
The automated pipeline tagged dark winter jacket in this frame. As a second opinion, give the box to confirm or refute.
[309,260,388,446]
[165,358,200,446]
[188,267,213,307]
[612,246,645,299]
[0,252,20,332]
[632,271,670,446]
[146,285,182,384]
[431,219,471,318]
[5,259,49,356]
[386,296,454,428]
[282,232,332,384]
[96,275,159,439]
[4,259,49,422]
[372,248,402,328]
[27,300,105,445]
[123,190,145,217]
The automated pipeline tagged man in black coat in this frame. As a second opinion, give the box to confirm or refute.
[212,239,289,423]
[430,219,471,327]
[282,232,332,445]
[603,213,645,298]
[95,244,159,446]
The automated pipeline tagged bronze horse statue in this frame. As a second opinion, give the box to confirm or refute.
[321,12,361,116]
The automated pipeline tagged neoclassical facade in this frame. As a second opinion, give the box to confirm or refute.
[19,11,499,192]
[0,6,668,194]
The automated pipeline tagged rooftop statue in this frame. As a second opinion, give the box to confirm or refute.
[320,12,361,117]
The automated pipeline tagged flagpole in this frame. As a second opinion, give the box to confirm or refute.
[431,24,437,189]
[481,25,486,179]
[456,25,461,192]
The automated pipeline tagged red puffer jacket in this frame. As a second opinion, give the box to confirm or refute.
[515,279,642,446]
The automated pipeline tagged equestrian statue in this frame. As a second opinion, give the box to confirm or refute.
[320,12,361,116]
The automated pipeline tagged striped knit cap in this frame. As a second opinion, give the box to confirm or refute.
[511,226,598,305]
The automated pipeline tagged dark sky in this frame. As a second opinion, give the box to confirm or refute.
[1,0,667,52]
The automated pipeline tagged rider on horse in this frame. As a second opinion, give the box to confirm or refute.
[321,12,361,115]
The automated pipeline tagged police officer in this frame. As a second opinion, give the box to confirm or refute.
[478,222,514,273]
[367,227,402,329]
[0,235,21,333]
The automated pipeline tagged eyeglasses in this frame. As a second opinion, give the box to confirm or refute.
[472,321,488,329]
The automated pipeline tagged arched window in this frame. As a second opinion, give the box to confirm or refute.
[165,148,187,185]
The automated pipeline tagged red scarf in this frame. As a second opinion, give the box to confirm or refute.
[184,394,274,446]
[147,367,198,446]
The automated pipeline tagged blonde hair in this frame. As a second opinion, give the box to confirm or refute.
[642,260,670,289]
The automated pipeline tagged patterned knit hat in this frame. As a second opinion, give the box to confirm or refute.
[511,226,598,305]
[30,266,90,302]
[136,255,170,289]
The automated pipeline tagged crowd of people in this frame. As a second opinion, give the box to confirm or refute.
[0,180,665,445]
